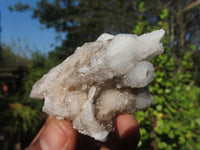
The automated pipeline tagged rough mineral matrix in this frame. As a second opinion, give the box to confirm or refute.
[30,29,165,141]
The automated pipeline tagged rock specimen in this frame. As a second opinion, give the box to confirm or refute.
[30,29,165,142]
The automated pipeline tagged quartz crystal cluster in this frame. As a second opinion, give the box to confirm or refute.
[30,29,165,142]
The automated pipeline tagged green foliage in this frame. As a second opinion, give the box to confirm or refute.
[0,43,30,68]
[134,3,200,150]
[0,44,58,149]
[9,2,31,12]
[160,9,169,20]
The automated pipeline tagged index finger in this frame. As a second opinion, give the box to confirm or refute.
[101,114,140,150]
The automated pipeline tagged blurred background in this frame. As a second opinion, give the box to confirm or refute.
[0,0,200,149]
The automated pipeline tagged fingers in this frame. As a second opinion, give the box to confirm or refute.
[26,114,140,150]
[25,116,77,150]
[101,114,140,150]
[115,114,140,149]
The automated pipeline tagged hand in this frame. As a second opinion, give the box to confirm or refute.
[25,114,140,150]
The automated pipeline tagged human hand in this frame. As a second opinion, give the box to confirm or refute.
[25,114,140,150]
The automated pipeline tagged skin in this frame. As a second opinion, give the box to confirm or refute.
[25,114,140,150]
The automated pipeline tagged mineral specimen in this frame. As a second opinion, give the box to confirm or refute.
[30,29,165,142]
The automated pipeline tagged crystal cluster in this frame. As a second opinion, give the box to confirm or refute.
[30,29,165,141]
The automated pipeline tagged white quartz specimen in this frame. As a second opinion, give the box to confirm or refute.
[30,29,165,142]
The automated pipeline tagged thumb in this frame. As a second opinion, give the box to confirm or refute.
[26,116,77,150]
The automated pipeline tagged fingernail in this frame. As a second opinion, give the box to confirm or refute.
[39,119,69,150]
[40,138,49,150]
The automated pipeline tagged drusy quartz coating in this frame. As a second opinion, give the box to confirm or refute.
[30,29,165,142]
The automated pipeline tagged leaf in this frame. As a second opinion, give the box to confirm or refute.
[178,136,186,144]
[156,105,163,111]
[168,132,175,139]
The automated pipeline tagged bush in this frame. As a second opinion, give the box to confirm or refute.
[134,4,200,150]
